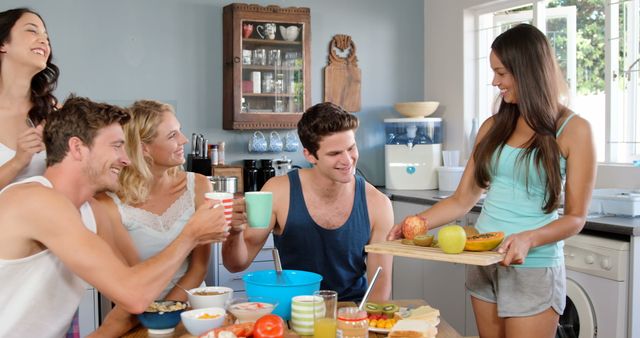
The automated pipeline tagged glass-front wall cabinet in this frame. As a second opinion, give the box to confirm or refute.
[223,3,311,130]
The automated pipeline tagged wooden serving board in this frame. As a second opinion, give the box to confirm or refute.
[324,34,361,112]
[365,240,504,266]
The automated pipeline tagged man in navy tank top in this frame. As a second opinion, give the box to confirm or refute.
[223,102,394,301]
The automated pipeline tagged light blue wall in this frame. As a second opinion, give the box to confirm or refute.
[4,0,424,186]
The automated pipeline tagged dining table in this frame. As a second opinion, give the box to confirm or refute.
[122,299,463,338]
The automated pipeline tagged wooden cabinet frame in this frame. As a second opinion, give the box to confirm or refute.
[223,3,311,130]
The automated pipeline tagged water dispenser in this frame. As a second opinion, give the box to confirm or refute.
[384,117,442,189]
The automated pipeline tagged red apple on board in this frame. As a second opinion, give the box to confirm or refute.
[401,215,428,240]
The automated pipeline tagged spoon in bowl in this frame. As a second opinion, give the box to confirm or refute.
[172,282,193,295]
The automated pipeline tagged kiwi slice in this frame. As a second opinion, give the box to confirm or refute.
[381,304,399,316]
[413,234,434,247]
[365,302,382,315]
[401,239,414,245]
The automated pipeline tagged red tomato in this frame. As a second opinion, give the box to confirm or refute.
[254,314,285,338]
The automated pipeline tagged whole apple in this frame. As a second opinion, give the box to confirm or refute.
[438,225,467,254]
[401,215,428,240]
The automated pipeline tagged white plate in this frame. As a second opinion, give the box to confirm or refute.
[369,326,391,334]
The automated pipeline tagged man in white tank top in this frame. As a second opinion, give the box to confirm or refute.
[0,96,229,338]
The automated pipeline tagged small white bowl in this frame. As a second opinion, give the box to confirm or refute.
[395,101,440,118]
[225,296,278,323]
[180,307,226,336]
[187,286,233,309]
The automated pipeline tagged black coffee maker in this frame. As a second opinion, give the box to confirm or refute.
[258,159,276,190]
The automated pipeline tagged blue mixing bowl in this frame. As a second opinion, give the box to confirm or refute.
[243,269,323,320]
[137,300,186,334]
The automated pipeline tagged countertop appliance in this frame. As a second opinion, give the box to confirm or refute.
[559,233,629,338]
[384,117,442,190]
[590,188,640,217]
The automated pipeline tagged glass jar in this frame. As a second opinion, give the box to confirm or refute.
[336,307,368,338]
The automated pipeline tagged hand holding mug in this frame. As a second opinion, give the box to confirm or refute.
[229,198,248,234]
[245,191,273,228]
[186,199,228,245]
[205,192,234,225]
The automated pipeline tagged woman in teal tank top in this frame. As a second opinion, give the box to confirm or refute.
[388,24,596,338]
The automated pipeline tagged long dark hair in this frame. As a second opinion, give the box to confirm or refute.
[473,24,567,213]
[0,8,59,125]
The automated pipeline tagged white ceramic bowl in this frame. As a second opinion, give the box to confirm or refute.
[187,286,233,309]
[394,101,440,118]
[180,307,226,336]
[225,296,278,323]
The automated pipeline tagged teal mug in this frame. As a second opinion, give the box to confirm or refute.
[245,191,273,228]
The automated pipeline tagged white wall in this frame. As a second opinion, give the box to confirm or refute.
[424,0,640,189]
[424,0,490,159]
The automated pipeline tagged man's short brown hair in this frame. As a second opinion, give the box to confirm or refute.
[297,102,358,158]
[44,94,130,166]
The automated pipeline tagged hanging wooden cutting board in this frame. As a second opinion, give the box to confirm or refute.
[324,34,361,112]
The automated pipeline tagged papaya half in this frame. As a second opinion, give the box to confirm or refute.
[464,231,504,251]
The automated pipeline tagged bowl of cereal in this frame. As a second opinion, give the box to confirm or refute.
[137,300,187,335]
[180,307,226,336]
[187,286,233,309]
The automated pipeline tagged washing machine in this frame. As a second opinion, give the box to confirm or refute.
[558,234,629,338]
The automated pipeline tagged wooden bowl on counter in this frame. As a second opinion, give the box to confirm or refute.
[394,101,439,118]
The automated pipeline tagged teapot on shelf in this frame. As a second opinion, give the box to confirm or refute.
[257,23,277,40]
[279,25,300,41]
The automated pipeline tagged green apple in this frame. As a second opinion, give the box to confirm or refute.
[438,225,467,254]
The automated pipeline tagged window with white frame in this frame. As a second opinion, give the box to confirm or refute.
[472,0,639,164]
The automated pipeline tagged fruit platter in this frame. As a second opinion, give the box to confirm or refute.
[365,217,505,266]
[365,302,400,333]
[364,301,442,336]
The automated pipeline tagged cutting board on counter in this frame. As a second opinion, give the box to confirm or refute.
[365,240,504,266]
[324,34,361,112]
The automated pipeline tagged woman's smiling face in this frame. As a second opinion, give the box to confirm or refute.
[490,50,518,104]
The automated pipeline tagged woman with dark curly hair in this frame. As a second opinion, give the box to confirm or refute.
[0,7,59,187]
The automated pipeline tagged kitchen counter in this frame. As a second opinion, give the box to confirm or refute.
[381,188,640,237]
[122,299,462,338]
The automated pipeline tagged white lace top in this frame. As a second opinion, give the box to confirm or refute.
[108,172,197,298]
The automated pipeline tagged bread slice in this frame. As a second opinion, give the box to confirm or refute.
[388,319,437,338]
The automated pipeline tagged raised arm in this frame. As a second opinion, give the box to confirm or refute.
[164,173,213,300]
[365,186,394,301]
[221,176,283,272]
[0,125,45,188]
[93,193,140,265]
[11,185,227,314]
[387,118,492,240]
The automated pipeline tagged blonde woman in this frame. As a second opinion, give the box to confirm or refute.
[93,100,224,336]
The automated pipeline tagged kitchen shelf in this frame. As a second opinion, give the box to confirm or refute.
[242,38,302,46]
[242,65,302,71]
[223,3,311,130]
[242,93,296,98]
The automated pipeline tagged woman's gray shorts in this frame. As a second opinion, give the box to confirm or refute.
[465,264,566,317]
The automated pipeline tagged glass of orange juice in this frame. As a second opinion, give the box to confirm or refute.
[313,290,338,338]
